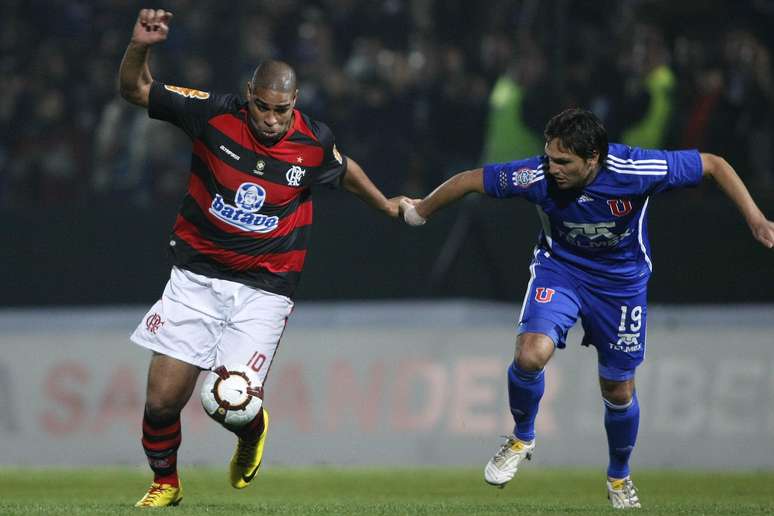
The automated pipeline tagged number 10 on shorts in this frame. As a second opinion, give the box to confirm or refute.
[247,351,267,373]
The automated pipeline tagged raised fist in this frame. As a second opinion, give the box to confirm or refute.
[130,9,173,47]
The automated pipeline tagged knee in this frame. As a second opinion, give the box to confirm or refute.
[144,353,199,422]
[515,333,554,371]
[144,396,183,423]
[600,378,635,406]
[516,353,545,372]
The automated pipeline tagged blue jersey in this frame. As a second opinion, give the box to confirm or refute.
[483,143,703,284]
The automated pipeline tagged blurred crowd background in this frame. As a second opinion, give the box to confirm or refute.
[1,0,772,305]
[3,0,774,207]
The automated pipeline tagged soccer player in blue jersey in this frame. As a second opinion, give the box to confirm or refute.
[401,108,774,509]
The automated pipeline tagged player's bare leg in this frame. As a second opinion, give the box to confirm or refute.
[485,333,553,486]
[515,333,555,371]
[601,377,641,509]
[136,352,200,507]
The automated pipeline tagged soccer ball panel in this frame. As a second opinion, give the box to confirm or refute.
[200,363,263,428]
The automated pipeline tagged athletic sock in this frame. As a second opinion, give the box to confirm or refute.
[141,410,182,487]
[233,407,265,443]
[604,392,640,479]
[507,362,545,442]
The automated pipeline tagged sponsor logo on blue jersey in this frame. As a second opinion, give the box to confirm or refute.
[209,182,279,233]
[560,222,633,248]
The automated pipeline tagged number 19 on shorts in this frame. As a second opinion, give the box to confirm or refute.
[618,305,642,332]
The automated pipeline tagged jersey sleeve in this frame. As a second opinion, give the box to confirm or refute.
[482,156,546,203]
[654,149,703,193]
[308,119,347,188]
[609,146,703,194]
[148,81,240,139]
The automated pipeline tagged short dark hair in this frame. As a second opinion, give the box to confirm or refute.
[250,60,297,94]
[544,108,608,162]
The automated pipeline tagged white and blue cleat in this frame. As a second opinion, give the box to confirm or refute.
[484,436,535,487]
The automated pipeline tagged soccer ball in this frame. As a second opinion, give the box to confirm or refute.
[200,363,263,428]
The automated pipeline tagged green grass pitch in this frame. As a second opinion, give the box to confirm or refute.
[1,467,772,515]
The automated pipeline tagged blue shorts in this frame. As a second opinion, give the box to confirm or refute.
[517,252,648,381]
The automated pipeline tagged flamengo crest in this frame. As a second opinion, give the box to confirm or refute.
[145,313,164,334]
[286,165,306,186]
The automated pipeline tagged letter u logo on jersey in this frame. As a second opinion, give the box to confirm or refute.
[607,199,633,217]
[535,288,556,303]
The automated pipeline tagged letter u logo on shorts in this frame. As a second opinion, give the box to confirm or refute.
[535,288,556,303]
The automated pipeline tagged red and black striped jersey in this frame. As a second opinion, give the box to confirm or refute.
[148,81,347,298]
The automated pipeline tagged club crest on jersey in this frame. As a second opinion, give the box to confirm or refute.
[286,165,306,187]
[512,167,542,188]
[209,182,279,233]
[253,160,265,176]
[163,84,210,99]
[608,198,633,217]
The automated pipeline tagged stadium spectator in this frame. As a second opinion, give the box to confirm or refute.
[619,25,677,149]
[118,8,407,508]
[480,40,546,165]
[92,95,154,206]
[6,87,85,205]
[399,108,774,509]
[715,30,774,188]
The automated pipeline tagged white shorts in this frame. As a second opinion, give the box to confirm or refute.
[130,266,294,386]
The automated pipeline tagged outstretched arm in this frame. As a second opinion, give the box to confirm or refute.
[341,157,406,218]
[119,9,173,108]
[400,168,484,225]
[701,153,774,248]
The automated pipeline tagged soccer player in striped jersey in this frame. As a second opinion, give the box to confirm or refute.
[401,108,773,509]
[119,9,407,507]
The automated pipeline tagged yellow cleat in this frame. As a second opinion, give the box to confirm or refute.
[230,408,269,489]
[134,482,183,507]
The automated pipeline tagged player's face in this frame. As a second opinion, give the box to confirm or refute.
[544,138,599,189]
[246,84,297,145]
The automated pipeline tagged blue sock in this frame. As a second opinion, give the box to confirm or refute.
[604,392,640,479]
[507,362,544,442]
